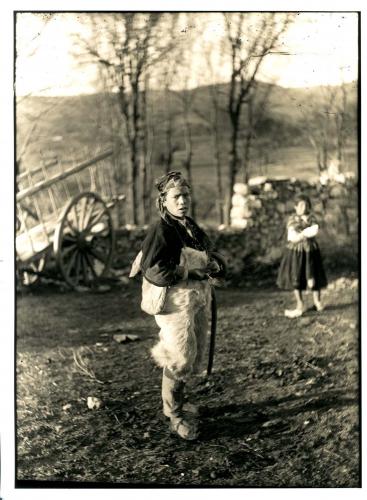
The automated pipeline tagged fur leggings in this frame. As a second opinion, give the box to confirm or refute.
[151,280,211,381]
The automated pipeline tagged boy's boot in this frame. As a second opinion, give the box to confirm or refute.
[161,367,198,440]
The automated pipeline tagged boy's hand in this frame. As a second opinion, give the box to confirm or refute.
[206,260,221,273]
[188,261,221,280]
[188,268,209,280]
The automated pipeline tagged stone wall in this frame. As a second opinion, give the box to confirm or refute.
[113,173,358,283]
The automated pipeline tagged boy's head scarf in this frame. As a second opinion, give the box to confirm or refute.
[155,171,191,217]
[155,171,190,194]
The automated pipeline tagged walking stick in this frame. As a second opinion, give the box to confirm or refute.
[207,286,217,376]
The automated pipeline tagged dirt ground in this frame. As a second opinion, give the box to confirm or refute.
[16,276,360,487]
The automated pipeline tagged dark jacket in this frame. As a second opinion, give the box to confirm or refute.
[140,214,225,287]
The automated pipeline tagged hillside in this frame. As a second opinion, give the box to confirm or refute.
[16,80,358,183]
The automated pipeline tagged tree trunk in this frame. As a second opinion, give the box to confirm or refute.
[131,76,146,225]
[212,130,224,225]
[140,155,147,224]
[141,80,154,224]
[163,87,175,174]
[112,142,126,227]
[242,98,253,184]
[143,125,154,224]
[336,113,345,168]
[183,111,196,219]
[340,206,350,236]
[336,84,348,169]
[322,141,328,172]
[164,121,174,174]
[130,147,140,225]
[337,135,343,165]
[224,116,239,226]
[317,150,323,174]
[243,133,252,184]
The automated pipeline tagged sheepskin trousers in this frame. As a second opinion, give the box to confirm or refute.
[152,280,212,381]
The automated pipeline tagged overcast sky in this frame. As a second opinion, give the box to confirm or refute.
[15,11,358,96]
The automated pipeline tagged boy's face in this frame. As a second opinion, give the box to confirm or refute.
[295,200,307,216]
[163,186,191,218]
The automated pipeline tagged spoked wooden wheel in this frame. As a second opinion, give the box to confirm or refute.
[54,192,115,288]
[18,255,47,286]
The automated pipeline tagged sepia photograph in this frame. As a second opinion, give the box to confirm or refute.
[1,2,363,495]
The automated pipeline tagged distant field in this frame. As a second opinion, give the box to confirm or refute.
[261,144,358,180]
[168,141,358,186]
[18,138,358,187]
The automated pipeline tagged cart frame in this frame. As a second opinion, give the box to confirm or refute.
[16,148,125,288]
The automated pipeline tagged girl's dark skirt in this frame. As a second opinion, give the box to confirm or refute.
[277,243,328,291]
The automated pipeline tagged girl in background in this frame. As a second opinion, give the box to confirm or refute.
[277,194,327,318]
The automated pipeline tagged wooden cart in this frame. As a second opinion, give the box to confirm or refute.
[16,148,125,288]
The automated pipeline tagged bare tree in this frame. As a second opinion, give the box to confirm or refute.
[318,86,337,172]
[155,15,182,174]
[171,14,200,219]
[177,84,196,219]
[209,83,226,224]
[334,82,349,168]
[223,12,294,224]
[77,13,180,224]
[141,73,154,223]
[161,90,180,175]
[191,39,228,224]
[192,84,227,224]
[301,83,351,174]
[241,80,275,183]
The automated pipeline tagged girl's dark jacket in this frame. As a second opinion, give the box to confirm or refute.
[140,214,226,287]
